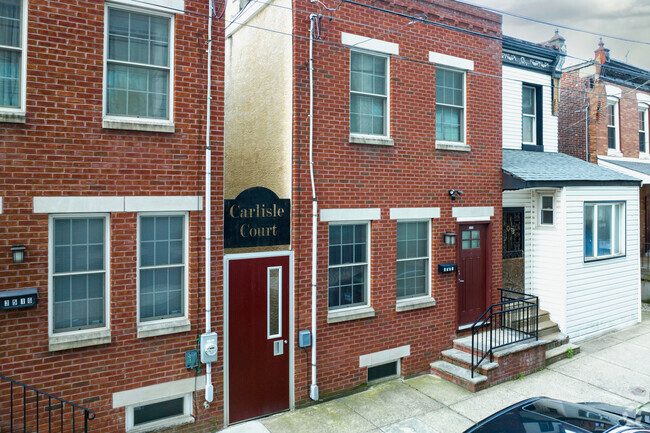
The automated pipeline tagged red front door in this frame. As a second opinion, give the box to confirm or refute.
[457,224,488,326]
[228,255,290,423]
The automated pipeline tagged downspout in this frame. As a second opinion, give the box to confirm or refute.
[204,0,214,403]
[308,14,319,402]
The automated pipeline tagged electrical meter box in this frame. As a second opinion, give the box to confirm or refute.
[200,332,219,364]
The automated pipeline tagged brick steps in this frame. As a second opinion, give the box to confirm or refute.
[430,361,488,393]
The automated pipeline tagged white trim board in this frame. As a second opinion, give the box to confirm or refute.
[389,208,440,220]
[0,197,3,214]
[429,52,474,71]
[34,196,203,213]
[341,32,399,55]
[452,206,494,222]
[113,376,206,408]
[320,208,381,222]
[108,0,185,13]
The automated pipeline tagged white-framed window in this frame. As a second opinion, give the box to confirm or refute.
[584,202,625,261]
[522,85,537,145]
[436,67,465,144]
[639,105,648,154]
[328,222,370,310]
[104,5,174,125]
[50,215,109,333]
[396,220,430,300]
[138,213,187,322]
[350,50,388,137]
[0,0,27,118]
[126,393,192,432]
[539,194,554,226]
[607,100,619,151]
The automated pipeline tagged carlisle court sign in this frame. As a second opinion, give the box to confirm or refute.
[224,187,290,249]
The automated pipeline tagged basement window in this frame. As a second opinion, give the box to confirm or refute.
[367,361,399,382]
[126,393,193,432]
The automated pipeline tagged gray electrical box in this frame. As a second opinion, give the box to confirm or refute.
[298,330,311,348]
[185,349,198,369]
[200,332,219,364]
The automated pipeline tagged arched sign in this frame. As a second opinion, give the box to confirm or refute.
[224,187,290,248]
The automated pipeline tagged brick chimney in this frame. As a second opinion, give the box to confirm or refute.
[594,38,610,64]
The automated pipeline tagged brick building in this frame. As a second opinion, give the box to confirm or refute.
[225,0,503,425]
[0,1,224,432]
[559,40,650,254]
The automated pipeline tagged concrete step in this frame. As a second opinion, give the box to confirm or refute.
[545,343,581,366]
[541,332,569,351]
[430,360,487,392]
[538,320,560,337]
[441,348,499,374]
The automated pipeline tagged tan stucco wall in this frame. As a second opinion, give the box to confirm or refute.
[224,0,293,200]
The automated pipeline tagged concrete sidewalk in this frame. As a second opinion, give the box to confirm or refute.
[222,311,650,433]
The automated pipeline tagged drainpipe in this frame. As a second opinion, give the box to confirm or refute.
[204,0,214,404]
[308,14,319,402]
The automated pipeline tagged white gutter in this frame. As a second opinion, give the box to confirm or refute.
[204,0,214,404]
[308,14,319,402]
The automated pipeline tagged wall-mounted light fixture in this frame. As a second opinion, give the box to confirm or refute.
[448,189,463,201]
[443,232,456,246]
[11,245,25,264]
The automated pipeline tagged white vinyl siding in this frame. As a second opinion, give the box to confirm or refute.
[564,186,640,341]
[502,66,558,152]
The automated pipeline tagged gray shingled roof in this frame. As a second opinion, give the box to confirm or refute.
[503,150,641,189]
[601,158,650,177]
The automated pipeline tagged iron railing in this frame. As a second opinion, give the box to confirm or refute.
[0,375,95,432]
[470,289,539,377]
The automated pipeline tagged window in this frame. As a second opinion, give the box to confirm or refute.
[52,216,108,332]
[126,393,192,431]
[396,221,429,300]
[350,51,388,136]
[139,214,185,322]
[522,85,536,145]
[0,0,25,113]
[607,101,619,150]
[640,106,648,154]
[540,195,554,226]
[436,68,465,143]
[106,6,172,121]
[328,223,369,310]
[584,202,625,260]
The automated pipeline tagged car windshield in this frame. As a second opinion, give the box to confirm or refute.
[523,400,647,433]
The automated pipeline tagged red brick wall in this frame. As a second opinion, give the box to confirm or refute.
[291,0,503,403]
[0,1,224,432]
[558,69,589,161]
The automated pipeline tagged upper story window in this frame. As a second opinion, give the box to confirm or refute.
[584,202,625,261]
[105,6,173,123]
[138,214,186,322]
[522,85,536,145]
[539,194,554,226]
[0,0,26,119]
[350,51,388,137]
[328,223,369,310]
[436,68,465,143]
[607,101,619,151]
[396,221,429,300]
[51,216,108,333]
[639,105,648,154]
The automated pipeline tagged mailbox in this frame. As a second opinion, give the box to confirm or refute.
[0,288,38,310]
[438,263,457,274]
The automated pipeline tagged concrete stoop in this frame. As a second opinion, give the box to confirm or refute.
[431,310,580,392]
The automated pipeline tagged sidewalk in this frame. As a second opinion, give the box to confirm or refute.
[222,311,650,433]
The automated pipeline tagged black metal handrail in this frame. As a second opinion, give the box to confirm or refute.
[470,289,539,377]
[1,374,95,432]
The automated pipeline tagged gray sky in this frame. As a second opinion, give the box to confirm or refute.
[465,0,650,70]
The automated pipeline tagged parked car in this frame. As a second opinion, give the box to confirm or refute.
[464,397,650,433]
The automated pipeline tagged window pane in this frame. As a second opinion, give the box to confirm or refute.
[328,224,367,309]
[542,196,553,209]
[0,0,21,47]
[585,205,594,257]
[522,86,535,115]
[541,210,553,225]
[268,267,280,337]
[133,397,184,426]
[597,205,612,256]
[523,116,534,143]
[614,204,621,255]
[436,105,462,142]
[0,49,20,107]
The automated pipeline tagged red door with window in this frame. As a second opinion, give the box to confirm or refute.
[228,255,290,423]
[457,224,489,326]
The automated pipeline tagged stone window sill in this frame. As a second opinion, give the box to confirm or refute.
[49,328,111,352]
[103,118,175,133]
[435,141,470,152]
[0,111,26,124]
[137,317,191,339]
[349,134,394,146]
[327,306,375,324]
[395,297,436,312]
[607,149,622,157]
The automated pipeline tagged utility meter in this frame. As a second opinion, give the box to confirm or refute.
[200,332,219,364]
